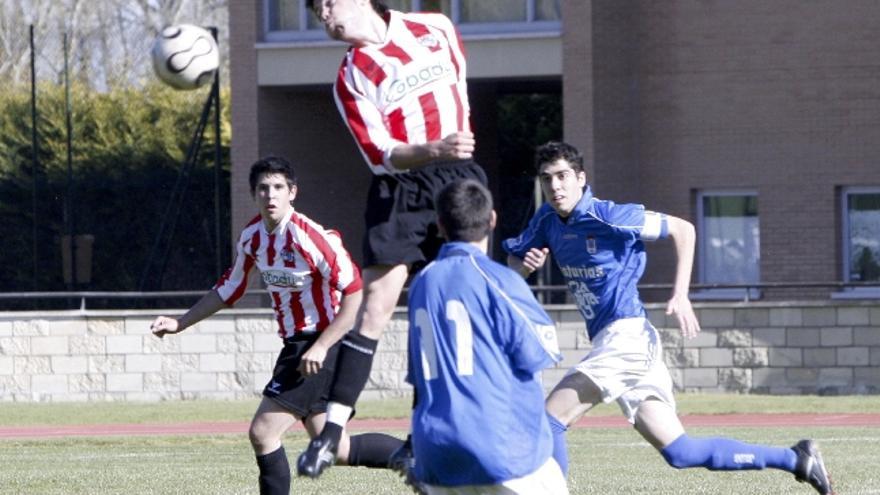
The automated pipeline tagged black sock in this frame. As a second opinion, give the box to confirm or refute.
[328,332,379,407]
[348,433,406,468]
[256,446,290,495]
[318,421,345,445]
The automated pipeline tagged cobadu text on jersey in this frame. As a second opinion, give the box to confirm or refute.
[261,269,306,289]
[568,280,599,321]
[385,61,455,104]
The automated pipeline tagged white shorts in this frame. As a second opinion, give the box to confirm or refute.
[424,458,569,495]
[570,317,676,423]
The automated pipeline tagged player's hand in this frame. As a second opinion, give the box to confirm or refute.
[150,316,182,339]
[521,247,550,274]
[438,131,475,160]
[298,343,328,376]
[665,294,701,339]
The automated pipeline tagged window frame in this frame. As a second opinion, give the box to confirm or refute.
[263,0,562,42]
[693,189,761,301]
[834,185,880,299]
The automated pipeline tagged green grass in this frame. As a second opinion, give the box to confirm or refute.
[1,426,876,494]
[1,395,878,494]
[2,394,879,426]
[0,397,413,427]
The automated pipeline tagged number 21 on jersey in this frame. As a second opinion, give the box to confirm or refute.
[414,300,473,380]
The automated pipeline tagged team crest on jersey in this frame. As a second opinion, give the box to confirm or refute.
[586,236,598,254]
[280,248,296,263]
[416,34,439,49]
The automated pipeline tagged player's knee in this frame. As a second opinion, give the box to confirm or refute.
[660,434,706,469]
[358,303,395,339]
[248,421,279,452]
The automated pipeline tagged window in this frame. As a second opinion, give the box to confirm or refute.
[264,0,561,42]
[694,191,760,300]
[841,187,880,288]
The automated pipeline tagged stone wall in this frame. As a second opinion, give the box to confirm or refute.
[1,301,878,402]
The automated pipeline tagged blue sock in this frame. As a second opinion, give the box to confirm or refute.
[661,434,797,472]
[547,413,569,476]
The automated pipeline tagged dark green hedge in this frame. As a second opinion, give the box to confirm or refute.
[0,83,231,299]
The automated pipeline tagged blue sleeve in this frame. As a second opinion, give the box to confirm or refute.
[594,201,667,240]
[502,206,551,258]
[492,268,561,374]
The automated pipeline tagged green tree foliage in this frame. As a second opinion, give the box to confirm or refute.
[0,83,231,300]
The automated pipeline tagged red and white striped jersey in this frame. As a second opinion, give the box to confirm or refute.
[333,10,470,175]
[214,209,362,338]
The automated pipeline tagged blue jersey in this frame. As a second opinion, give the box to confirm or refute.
[503,186,668,340]
[406,241,562,486]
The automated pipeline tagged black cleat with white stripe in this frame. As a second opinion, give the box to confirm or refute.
[792,439,835,495]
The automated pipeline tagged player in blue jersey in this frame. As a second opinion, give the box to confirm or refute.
[404,178,569,494]
[503,141,834,495]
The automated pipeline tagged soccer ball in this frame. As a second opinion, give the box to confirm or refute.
[151,24,219,90]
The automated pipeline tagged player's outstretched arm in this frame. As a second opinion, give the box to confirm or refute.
[298,289,363,376]
[388,131,475,171]
[507,248,550,279]
[664,215,701,339]
[151,290,227,339]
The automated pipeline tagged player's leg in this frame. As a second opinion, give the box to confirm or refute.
[302,412,405,468]
[249,398,299,495]
[544,371,604,476]
[636,400,833,493]
[297,264,409,477]
[327,263,410,412]
[636,398,799,471]
[252,336,326,494]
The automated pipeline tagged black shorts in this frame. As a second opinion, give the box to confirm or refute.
[263,334,342,419]
[362,159,487,268]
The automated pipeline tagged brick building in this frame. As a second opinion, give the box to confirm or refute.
[228,0,880,301]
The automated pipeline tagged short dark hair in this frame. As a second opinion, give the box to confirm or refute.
[306,0,389,15]
[435,179,493,243]
[249,155,297,196]
[534,141,585,175]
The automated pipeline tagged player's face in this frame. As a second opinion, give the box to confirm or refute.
[254,172,297,230]
[312,0,369,43]
[539,159,586,218]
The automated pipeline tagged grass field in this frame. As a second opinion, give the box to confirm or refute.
[1,394,878,494]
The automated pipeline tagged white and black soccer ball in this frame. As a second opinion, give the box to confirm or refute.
[151,24,219,90]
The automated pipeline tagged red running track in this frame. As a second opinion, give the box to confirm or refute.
[1,414,879,439]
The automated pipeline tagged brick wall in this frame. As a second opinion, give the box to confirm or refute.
[565,0,880,288]
[1,301,877,402]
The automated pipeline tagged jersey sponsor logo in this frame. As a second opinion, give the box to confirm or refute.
[733,453,756,464]
[559,264,605,280]
[261,269,305,288]
[385,60,455,104]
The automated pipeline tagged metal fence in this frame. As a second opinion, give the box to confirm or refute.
[1,282,878,311]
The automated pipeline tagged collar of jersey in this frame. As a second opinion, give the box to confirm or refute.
[261,207,294,235]
[438,241,484,259]
[561,185,594,224]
